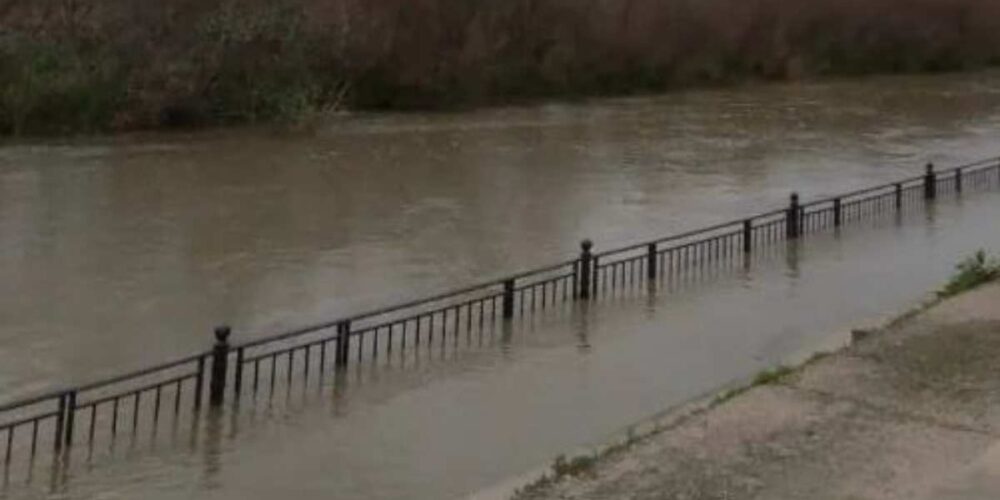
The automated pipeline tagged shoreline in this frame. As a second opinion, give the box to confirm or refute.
[496,277,1000,500]
[3,66,1000,141]
[3,67,1000,143]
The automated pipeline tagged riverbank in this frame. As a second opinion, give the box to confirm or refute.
[512,277,1000,499]
[3,0,1000,135]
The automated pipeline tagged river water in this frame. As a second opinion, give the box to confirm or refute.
[2,71,1000,499]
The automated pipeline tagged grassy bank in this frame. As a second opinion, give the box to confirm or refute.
[3,0,1000,135]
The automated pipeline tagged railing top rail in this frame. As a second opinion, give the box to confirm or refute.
[74,351,209,393]
[593,207,787,258]
[0,390,63,414]
[236,257,578,350]
[956,157,1000,170]
[0,350,209,411]
[800,174,925,209]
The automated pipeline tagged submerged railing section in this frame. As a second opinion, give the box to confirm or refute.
[2,158,1000,472]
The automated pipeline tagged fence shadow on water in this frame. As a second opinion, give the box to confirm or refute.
[2,158,999,493]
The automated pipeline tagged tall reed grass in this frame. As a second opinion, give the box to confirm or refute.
[3,0,999,134]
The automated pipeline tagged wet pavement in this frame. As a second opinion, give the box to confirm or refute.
[517,282,1000,500]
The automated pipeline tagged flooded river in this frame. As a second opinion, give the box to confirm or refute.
[2,71,1000,499]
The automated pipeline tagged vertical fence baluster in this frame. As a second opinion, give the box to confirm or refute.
[194,356,205,411]
[269,354,277,396]
[64,390,77,448]
[31,420,39,458]
[111,397,119,438]
[234,347,244,400]
[89,405,97,443]
[174,380,183,416]
[53,393,66,452]
[305,344,312,382]
[358,332,364,363]
[5,426,13,464]
[132,392,141,435]
[152,386,162,429]
[253,358,261,396]
[502,279,515,319]
[592,256,600,297]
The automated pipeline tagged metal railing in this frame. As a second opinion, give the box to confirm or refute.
[3,157,999,471]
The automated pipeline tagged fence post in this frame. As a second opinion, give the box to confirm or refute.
[786,192,801,239]
[955,167,963,194]
[743,219,752,253]
[833,198,842,228]
[502,279,515,318]
[209,326,231,407]
[578,239,593,299]
[646,243,657,281]
[63,390,76,448]
[895,183,903,210]
[335,320,351,370]
[924,163,936,200]
[233,347,245,401]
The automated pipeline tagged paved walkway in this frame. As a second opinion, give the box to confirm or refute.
[517,282,1000,500]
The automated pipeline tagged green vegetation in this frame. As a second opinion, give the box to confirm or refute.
[751,365,796,386]
[513,426,642,497]
[0,0,1000,134]
[4,0,1000,135]
[938,250,1000,298]
[551,454,598,479]
[710,364,797,406]
[515,362,803,498]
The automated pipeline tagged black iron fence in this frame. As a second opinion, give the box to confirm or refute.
[3,158,1000,471]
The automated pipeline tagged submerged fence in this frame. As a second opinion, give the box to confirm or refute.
[3,158,1000,470]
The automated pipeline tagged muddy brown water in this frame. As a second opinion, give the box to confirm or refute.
[2,71,1000,499]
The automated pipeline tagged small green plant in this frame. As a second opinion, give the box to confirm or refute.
[938,250,1000,298]
[551,453,598,478]
[710,365,796,407]
[751,365,795,386]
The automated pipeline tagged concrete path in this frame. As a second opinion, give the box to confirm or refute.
[516,282,1000,500]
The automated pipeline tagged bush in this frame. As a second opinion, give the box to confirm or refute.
[3,0,1000,134]
[938,250,1000,298]
[0,37,125,134]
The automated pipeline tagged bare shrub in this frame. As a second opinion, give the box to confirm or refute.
[2,0,1000,133]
